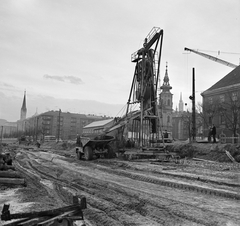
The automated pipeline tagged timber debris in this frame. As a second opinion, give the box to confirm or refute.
[1,196,87,226]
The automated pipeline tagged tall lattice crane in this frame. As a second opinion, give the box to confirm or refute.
[184,47,238,68]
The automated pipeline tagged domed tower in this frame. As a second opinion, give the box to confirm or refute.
[159,62,173,131]
[20,90,27,120]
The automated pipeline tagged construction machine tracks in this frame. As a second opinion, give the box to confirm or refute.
[14,149,240,226]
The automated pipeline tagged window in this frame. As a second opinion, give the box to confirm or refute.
[167,99,170,106]
[232,92,238,101]
[220,95,225,103]
[219,115,225,125]
[71,117,77,123]
[43,115,52,120]
[167,115,170,123]
[208,97,213,104]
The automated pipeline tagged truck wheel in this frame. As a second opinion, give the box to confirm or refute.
[84,146,93,160]
[105,145,115,159]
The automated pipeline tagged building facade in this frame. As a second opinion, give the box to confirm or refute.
[0,120,17,138]
[19,110,111,141]
[201,65,240,139]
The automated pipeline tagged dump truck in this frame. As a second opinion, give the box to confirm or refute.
[75,112,141,161]
[76,134,115,161]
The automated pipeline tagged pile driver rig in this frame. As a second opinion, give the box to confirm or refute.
[126,27,164,149]
[75,27,165,161]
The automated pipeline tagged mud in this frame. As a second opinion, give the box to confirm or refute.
[1,143,240,226]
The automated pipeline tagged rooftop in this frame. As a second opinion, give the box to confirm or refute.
[84,119,114,128]
[205,65,240,92]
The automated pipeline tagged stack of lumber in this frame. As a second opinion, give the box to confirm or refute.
[0,152,25,186]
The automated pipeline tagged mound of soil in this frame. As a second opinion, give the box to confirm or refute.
[167,142,240,162]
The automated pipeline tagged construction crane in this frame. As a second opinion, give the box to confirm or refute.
[184,47,238,69]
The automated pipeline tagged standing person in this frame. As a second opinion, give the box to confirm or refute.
[208,126,212,143]
[76,134,83,147]
[212,124,216,143]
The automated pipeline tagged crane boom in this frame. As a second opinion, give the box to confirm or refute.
[184,47,237,69]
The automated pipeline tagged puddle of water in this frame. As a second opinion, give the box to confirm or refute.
[0,188,34,225]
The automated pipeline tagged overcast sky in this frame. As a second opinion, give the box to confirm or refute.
[1,0,240,121]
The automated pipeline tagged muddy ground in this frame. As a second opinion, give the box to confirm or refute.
[1,141,240,226]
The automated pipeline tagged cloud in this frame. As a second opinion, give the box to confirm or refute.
[65,76,83,84]
[2,83,15,88]
[43,74,83,85]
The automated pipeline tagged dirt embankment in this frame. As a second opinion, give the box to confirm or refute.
[165,142,240,162]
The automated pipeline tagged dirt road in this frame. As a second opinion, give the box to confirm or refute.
[2,147,240,226]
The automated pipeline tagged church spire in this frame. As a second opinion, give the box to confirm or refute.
[20,90,27,120]
[179,92,184,112]
[161,62,172,91]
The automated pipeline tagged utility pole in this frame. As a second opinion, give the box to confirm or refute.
[0,126,3,152]
[57,109,61,142]
[190,68,196,142]
[35,117,39,141]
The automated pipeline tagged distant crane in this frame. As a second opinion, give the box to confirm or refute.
[184,47,238,69]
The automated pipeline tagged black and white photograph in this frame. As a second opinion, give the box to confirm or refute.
[1,0,240,225]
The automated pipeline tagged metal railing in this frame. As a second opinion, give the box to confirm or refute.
[220,136,240,144]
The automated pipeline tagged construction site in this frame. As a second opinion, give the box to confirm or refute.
[1,27,240,226]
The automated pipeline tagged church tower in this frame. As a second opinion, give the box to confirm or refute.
[179,92,184,112]
[20,91,27,120]
[159,62,173,132]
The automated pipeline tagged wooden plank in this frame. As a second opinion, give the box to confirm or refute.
[225,150,236,163]
[0,171,22,178]
[2,218,30,226]
[192,158,217,163]
[18,217,47,226]
[2,204,80,221]
[0,178,25,185]
[37,210,79,225]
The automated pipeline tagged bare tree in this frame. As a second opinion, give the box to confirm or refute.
[181,111,192,140]
[199,100,219,128]
[218,91,240,139]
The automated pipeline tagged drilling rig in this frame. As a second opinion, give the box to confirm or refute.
[125,27,164,151]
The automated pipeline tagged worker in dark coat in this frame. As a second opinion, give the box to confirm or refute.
[212,124,216,143]
[76,134,83,147]
[208,126,212,143]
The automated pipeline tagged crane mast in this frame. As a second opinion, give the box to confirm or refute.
[184,47,237,68]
